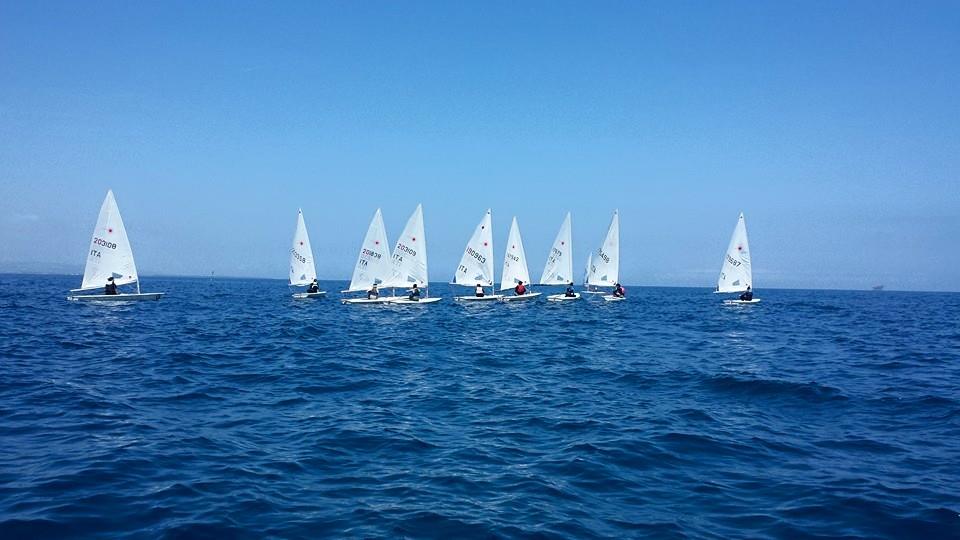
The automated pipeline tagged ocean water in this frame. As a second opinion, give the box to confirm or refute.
[1,274,958,539]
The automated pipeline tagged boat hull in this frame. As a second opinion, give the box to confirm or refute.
[342,296,402,305]
[389,297,442,305]
[454,295,505,302]
[292,291,326,299]
[602,295,626,302]
[547,293,581,302]
[723,299,761,305]
[67,293,163,302]
[500,292,542,302]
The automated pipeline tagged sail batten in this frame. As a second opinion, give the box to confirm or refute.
[716,212,753,293]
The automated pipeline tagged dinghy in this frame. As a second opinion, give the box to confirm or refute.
[289,209,325,299]
[67,190,163,302]
[584,210,623,302]
[540,212,580,302]
[499,217,541,302]
[384,204,441,304]
[452,209,503,302]
[581,253,604,295]
[342,209,398,304]
[717,212,760,304]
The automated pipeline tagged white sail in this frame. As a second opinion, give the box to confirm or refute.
[499,216,531,291]
[289,209,317,286]
[717,212,752,293]
[539,212,574,285]
[78,190,138,291]
[452,209,495,287]
[586,210,620,287]
[385,204,430,288]
[347,209,392,292]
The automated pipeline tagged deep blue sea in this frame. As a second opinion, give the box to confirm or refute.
[1,274,958,539]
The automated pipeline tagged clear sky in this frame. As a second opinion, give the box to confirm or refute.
[1,1,957,291]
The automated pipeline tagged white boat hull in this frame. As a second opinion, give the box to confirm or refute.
[389,297,442,305]
[342,296,402,305]
[500,292,542,302]
[68,293,163,302]
[602,295,626,302]
[455,294,505,302]
[292,291,326,299]
[724,299,761,305]
[581,290,607,295]
[547,293,581,302]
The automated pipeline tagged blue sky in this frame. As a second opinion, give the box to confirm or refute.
[1,1,957,290]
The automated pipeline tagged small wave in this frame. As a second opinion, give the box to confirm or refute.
[704,374,849,404]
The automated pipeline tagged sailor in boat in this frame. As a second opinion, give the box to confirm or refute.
[612,283,625,298]
[739,285,753,301]
[408,284,421,301]
[564,282,576,298]
[367,283,380,300]
[475,283,485,297]
[307,279,320,294]
[104,277,118,295]
[514,280,527,296]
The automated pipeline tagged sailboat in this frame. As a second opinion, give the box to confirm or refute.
[500,216,541,302]
[384,204,441,304]
[582,252,602,295]
[717,212,760,304]
[66,190,163,302]
[289,209,325,299]
[342,209,397,304]
[584,210,623,302]
[540,212,580,302]
[453,209,503,302]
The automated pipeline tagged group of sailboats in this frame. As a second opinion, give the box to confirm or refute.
[449,209,622,303]
[65,190,757,306]
[337,205,440,305]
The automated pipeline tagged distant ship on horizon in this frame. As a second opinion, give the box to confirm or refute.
[872,285,884,291]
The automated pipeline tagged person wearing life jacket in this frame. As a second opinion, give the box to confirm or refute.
[514,280,527,296]
[307,279,320,294]
[475,283,485,297]
[739,285,753,301]
[613,283,625,298]
[104,276,118,295]
[408,283,421,301]
[367,283,379,300]
[564,282,576,297]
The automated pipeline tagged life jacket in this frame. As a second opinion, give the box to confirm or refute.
[516,284,526,295]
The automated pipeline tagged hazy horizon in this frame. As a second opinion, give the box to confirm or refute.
[2,2,958,292]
